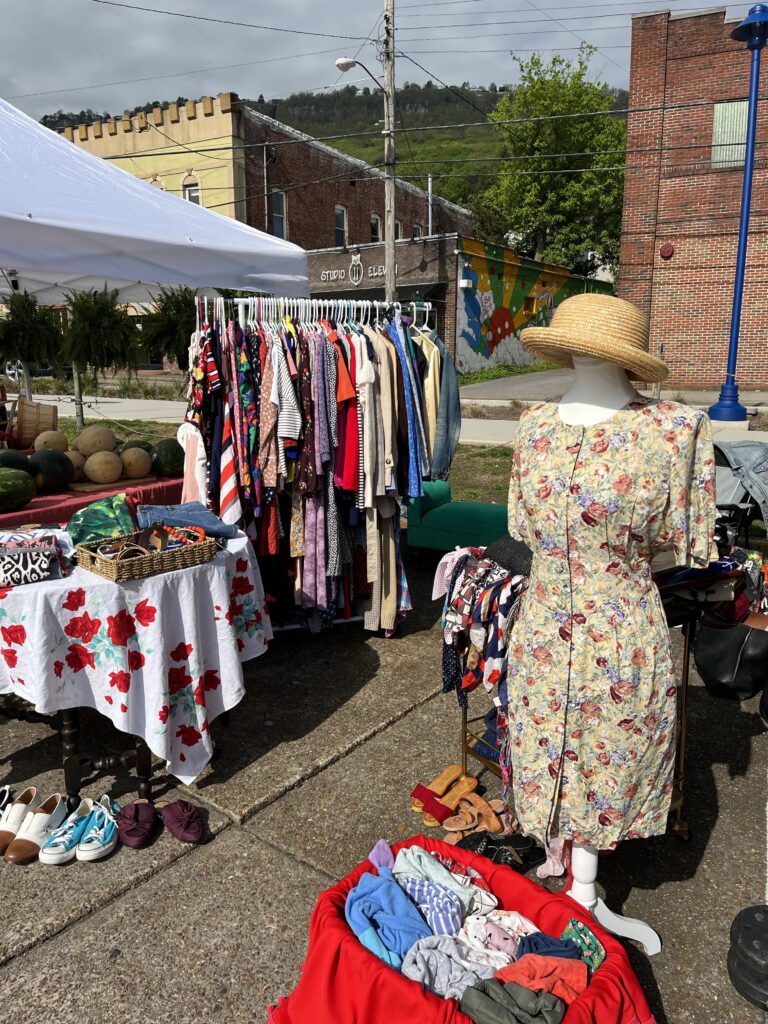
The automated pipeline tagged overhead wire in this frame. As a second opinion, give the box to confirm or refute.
[84,0,376,41]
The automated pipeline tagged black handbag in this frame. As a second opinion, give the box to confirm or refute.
[694,622,768,701]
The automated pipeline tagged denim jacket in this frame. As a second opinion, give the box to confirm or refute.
[714,440,768,525]
[430,333,461,481]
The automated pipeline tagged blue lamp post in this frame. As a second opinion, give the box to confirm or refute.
[709,3,768,422]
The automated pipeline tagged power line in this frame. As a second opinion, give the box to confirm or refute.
[417,45,631,52]
[519,0,627,74]
[73,91,752,165]
[399,0,695,9]
[7,49,347,101]
[84,0,375,41]
[400,0,708,15]
[399,19,641,31]
[395,52,492,118]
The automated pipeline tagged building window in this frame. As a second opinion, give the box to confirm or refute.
[183,177,201,204]
[395,220,402,240]
[271,190,287,239]
[712,100,748,169]
[335,205,348,247]
[371,213,382,243]
[413,224,423,239]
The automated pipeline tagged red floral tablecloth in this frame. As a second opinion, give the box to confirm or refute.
[0,534,271,782]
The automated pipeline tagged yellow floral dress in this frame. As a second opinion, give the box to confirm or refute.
[506,397,717,850]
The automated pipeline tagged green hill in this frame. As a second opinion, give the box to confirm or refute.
[41,81,629,210]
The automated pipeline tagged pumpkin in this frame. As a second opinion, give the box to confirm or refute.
[34,430,69,453]
[152,437,185,477]
[120,447,152,479]
[28,450,75,493]
[64,450,87,482]
[84,451,123,485]
[0,450,33,475]
[75,425,116,457]
[0,467,36,512]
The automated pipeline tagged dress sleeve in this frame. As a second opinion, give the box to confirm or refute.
[507,419,530,545]
[662,412,718,567]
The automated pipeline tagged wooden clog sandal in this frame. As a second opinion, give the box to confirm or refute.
[458,792,504,834]
[422,775,478,828]
[410,763,464,813]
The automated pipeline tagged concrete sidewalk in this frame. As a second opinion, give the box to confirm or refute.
[0,556,764,1024]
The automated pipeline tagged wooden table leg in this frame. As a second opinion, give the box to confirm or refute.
[60,708,83,813]
[135,737,153,802]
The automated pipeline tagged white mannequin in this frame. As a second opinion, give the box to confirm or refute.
[557,355,662,957]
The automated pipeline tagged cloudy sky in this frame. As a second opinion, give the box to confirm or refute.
[3,0,751,121]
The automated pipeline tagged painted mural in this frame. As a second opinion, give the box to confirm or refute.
[455,238,612,373]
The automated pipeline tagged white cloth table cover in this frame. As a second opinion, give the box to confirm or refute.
[0,534,272,783]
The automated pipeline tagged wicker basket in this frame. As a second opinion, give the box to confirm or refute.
[76,530,218,582]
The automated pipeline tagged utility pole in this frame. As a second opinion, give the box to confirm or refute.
[383,0,397,304]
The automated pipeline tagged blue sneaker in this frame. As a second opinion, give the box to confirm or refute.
[39,798,94,865]
[76,794,120,862]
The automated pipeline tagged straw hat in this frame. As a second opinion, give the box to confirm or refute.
[520,293,668,383]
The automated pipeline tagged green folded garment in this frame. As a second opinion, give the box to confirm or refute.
[67,493,136,547]
[461,978,566,1024]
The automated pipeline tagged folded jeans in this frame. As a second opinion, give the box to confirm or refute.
[135,503,239,539]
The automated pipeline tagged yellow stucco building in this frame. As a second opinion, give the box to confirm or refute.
[61,92,246,222]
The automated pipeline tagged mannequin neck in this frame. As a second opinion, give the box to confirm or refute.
[559,356,639,427]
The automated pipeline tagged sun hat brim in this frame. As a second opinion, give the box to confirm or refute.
[520,327,669,384]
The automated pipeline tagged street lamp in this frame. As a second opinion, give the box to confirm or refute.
[336,50,397,304]
[709,3,768,423]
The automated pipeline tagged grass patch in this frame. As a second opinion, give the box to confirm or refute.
[458,361,560,387]
[449,443,513,505]
[57,418,178,446]
[4,376,187,401]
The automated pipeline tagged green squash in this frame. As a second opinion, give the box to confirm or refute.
[0,450,33,476]
[152,437,184,477]
[116,440,154,456]
[28,450,75,494]
[0,467,37,512]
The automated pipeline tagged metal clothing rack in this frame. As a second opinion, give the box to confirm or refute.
[230,296,433,330]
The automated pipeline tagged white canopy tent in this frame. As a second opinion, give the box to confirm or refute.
[0,98,309,304]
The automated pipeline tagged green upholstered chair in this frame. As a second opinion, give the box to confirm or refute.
[406,480,508,553]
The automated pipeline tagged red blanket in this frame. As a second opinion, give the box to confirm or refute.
[268,836,656,1024]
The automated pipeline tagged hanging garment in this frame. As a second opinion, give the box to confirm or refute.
[431,333,461,482]
[506,397,717,849]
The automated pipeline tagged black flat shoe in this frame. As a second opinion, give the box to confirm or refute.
[457,830,547,874]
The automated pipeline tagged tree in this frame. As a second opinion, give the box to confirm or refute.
[140,286,198,369]
[0,293,63,399]
[64,287,138,429]
[481,46,626,272]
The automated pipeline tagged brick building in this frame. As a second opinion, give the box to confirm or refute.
[241,106,473,250]
[620,8,768,388]
[61,92,472,254]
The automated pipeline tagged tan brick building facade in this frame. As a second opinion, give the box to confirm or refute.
[620,9,768,388]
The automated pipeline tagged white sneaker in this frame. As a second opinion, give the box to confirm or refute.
[39,798,95,865]
[0,786,40,855]
[76,794,120,862]
[4,793,67,865]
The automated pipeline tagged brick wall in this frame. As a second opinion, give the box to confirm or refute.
[242,107,473,252]
[619,10,768,389]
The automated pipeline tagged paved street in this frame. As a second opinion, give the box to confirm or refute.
[0,556,765,1024]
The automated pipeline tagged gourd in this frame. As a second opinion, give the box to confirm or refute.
[28,450,75,493]
[152,437,185,477]
[120,447,152,479]
[0,450,33,475]
[34,430,69,453]
[64,450,87,482]
[75,425,116,458]
[0,468,36,512]
[84,450,123,485]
